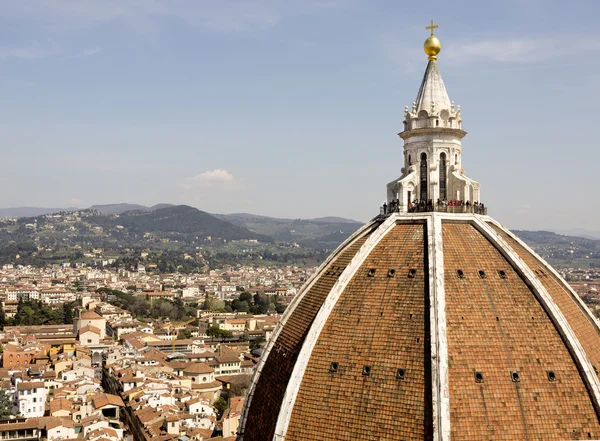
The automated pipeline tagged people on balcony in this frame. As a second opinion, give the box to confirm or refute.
[381,199,486,215]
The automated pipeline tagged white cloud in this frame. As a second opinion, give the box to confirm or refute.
[0,0,354,34]
[444,36,595,64]
[196,169,234,182]
[0,42,58,60]
[180,169,235,190]
[381,33,600,73]
[81,47,101,57]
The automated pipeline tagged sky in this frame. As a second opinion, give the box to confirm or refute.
[0,0,599,231]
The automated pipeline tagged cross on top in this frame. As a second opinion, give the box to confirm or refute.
[426,19,438,36]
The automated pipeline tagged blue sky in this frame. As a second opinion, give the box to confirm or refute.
[0,0,598,231]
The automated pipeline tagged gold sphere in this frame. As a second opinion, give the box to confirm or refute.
[424,35,441,60]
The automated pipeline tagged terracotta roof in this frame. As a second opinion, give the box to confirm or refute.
[182,362,213,375]
[50,398,72,414]
[17,381,43,391]
[79,325,101,335]
[191,380,222,391]
[91,393,125,409]
[166,361,189,370]
[80,310,103,320]
[45,417,74,430]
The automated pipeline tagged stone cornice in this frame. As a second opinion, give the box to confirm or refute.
[398,127,467,140]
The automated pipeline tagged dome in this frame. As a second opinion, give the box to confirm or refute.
[238,215,600,440]
[237,23,600,441]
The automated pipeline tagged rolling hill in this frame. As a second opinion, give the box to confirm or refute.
[215,213,363,249]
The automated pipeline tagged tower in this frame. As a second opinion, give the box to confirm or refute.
[387,21,480,211]
[238,22,600,441]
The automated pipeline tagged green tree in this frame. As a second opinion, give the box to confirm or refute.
[203,297,225,311]
[62,302,74,324]
[0,390,14,418]
[239,292,252,303]
[213,397,228,418]
[206,325,233,339]
[250,336,266,350]
[231,299,250,313]
[0,303,6,330]
[177,329,193,340]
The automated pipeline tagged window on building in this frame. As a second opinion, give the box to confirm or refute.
[420,153,428,201]
[440,153,447,199]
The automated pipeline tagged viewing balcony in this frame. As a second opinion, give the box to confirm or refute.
[381,202,487,216]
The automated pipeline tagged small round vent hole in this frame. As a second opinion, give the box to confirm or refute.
[329,362,339,373]
[511,371,521,382]
[396,368,406,380]
[474,372,484,383]
[362,365,371,376]
[547,371,556,382]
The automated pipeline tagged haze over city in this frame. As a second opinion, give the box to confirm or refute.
[1,0,598,231]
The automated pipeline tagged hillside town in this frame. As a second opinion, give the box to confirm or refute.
[0,262,314,441]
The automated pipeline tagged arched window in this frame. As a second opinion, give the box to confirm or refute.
[408,154,412,166]
[420,153,428,201]
[440,153,447,199]
[455,154,458,165]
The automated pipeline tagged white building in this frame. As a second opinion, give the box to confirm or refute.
[15,381,46,418]
[182,286,200,298]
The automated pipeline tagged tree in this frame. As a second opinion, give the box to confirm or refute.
[63,302,74,324]
[253,294,270,314]
[0,390,13,418]
[239,292,252,303]
[250,336,265,350]
[213,397,228,418]
[0,303,6,330]
[203,297,225,311]
[231,299,250,313]
[177,329,193,340]
[206,325,233,339]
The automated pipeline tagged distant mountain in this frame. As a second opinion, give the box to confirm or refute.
[0,204,598,269]
[513,230,600,268]
[110,206,271,242]
[89,203,174,215]
[309,216,362,224]
[552,228,600,241]
[0,203,175,218]
[0,207,77,218]
[215,213,363,249]
[513,230,600,247]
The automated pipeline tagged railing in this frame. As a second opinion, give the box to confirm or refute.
[380,203,487,216]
